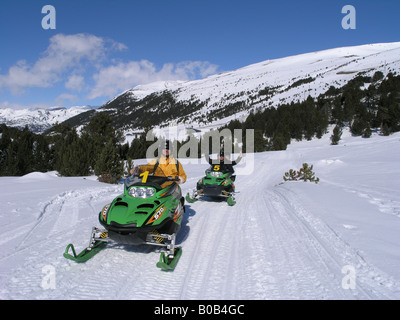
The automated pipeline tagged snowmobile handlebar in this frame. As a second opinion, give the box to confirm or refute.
[132,173,180,181]
[125,173,180,189]
[165,176,180,181]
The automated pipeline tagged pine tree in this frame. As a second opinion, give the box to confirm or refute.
[297,163,319,183]
[82,112,123,170]
[15,126,34,175]
[283,163,319,184]
[253,129,267,152]
[94,139,123,183]
[55,129,91,176]
[331,125,343,145]
[363,123,372,138]
[381,123,390,136]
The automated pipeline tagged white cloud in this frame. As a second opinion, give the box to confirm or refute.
[56,93,78,105]
[0,33,219,104]
[0,33,125,94]
[0,101,28,110]
[65,74,85,91]
[88,60,219,99]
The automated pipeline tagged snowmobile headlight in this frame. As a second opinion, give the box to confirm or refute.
[128,187,137,197]
[136,187,145,197]
[210,171,223,177]
[128,187,155,198]
[145,188,155,197]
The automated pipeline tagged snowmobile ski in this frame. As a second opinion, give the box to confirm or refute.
[227,194,236,206]
[63,227,108,262]
[63,241,107,263]
[157,247,183,271]
[185,190,199,203]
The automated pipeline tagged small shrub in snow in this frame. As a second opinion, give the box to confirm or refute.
[283,163,319,184]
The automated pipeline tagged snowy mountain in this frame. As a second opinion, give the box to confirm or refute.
[1,127,399,300]
[96,42,400,133]
[2,42,400,136]
[0,106,96,133]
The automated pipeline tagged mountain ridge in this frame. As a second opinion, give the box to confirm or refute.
[1,42,400,134]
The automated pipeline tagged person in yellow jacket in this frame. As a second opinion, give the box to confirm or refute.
[130,140,187,188]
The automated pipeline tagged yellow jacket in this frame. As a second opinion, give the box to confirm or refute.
[139,156,187,188]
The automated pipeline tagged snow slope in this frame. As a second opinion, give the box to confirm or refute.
[0,106,94,133]
[116,42,400,129]
[1,129,399,300]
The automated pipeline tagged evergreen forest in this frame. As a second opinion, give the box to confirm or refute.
[0,71,399,180]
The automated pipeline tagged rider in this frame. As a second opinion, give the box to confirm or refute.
[131,139,187,188]
[205,150,242,176]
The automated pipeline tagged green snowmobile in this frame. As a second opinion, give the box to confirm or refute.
[63,173,185,271]
[186,165,236,206]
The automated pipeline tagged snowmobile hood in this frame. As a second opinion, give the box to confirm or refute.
[107,195,168,227]
[200,171,233,186]
[100,180,181,229]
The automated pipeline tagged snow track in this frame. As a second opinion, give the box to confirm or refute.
[1,131,400,300]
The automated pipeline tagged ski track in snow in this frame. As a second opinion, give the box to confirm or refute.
[269,187,397,299]
[1,177,399,300]
[1,133,400,300]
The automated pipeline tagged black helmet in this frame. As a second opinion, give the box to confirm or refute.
[165,139,171,150]
[160,139,173,157]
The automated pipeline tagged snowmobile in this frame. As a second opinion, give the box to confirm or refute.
[63,173,185,271]
[186,165,236,206]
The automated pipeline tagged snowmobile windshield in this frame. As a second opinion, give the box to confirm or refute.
[125,174,177,190]
[207,166,233,175]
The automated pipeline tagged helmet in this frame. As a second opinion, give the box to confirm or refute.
[164,139,171,150]
[160,139,173,157]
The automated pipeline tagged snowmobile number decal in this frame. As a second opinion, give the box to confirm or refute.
[140,171,149,183]
[101,204,111,220]
[147,205,166,224]
[173,202,183,222]
[213,165,220,171]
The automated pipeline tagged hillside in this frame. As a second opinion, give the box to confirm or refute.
[72,42,400,133]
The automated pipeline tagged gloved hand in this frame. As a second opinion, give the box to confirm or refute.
[177,176,185,184]
[129,166,140,175]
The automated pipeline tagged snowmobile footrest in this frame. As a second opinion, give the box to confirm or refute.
[63,241,107,263]
[156,247,182,271]
[185,192,198,203]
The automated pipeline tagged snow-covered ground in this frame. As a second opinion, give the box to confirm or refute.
[1,128,399,300]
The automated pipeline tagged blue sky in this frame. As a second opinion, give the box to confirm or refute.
[0,0,399,109]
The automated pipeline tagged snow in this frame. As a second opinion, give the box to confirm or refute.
[0,106,94,133]
[1,128,399,300]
